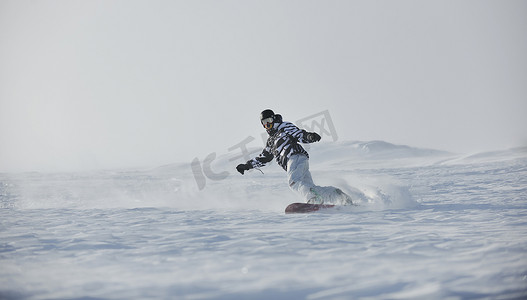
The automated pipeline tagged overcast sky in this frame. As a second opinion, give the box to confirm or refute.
[1,0,526,172]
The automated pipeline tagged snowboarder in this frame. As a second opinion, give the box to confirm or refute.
[236,109,353,205]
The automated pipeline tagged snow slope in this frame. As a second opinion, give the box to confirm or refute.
[1,140,526,299]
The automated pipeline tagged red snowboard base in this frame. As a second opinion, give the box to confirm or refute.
[285,202,336,214]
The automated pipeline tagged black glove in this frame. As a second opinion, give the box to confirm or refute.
[306,132,321,143]
[236,163,252,175]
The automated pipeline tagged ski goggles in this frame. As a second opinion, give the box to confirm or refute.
[261,117,274,130]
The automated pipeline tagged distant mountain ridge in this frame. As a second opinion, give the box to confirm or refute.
[307,140,452,162]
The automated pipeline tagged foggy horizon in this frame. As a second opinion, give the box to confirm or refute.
[1,0,526,172]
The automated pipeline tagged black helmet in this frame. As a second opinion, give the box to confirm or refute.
[260,109,275,121]
[260,109,275,131]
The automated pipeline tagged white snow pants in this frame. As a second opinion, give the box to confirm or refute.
[287,154,351,205]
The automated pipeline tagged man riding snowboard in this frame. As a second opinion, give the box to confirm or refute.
[236,109,353,205]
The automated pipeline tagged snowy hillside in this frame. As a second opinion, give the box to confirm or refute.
[1,140,527,299]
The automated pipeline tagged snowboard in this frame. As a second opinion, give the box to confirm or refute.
[285,202,336,214]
